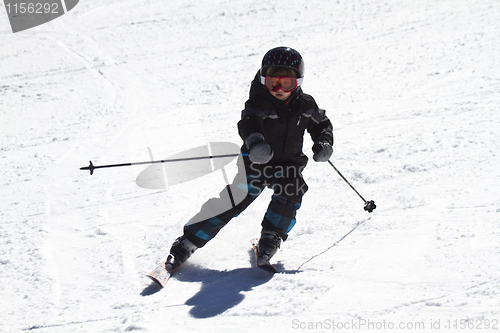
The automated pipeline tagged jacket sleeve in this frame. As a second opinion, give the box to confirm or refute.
[307,106,334,146]
[237,99,265,142]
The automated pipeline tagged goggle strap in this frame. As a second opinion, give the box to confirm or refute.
[260,75,266,86]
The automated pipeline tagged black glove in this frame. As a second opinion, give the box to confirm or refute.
[245,132,274,164]
[312,141,333,162]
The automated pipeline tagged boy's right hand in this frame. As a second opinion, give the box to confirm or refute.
[245,132,274,164]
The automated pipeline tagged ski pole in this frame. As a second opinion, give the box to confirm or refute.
[80,153,242,175]
[327,160,376,213]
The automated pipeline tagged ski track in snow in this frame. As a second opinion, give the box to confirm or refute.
[1,0,500,332]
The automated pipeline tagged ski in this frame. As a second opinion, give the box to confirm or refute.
[250,238,277,273]
[146,260,175,288]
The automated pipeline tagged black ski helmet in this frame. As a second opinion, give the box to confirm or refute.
[260,47,304,78]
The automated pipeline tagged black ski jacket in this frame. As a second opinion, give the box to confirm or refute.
[238,72,333,168]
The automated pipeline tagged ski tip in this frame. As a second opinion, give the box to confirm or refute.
[146,275,165,288]
[146,262,174,288]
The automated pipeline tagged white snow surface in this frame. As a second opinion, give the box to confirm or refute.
[1,0,500,332]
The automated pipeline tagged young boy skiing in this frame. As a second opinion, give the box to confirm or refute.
[166,46,333,271]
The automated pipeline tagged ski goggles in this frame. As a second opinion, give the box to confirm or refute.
[260,75,304,93]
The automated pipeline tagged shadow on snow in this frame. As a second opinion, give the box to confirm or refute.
[141,249,299,318]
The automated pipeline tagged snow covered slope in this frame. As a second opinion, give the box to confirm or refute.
[1,0,499,332]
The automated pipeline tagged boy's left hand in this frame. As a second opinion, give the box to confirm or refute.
[312,141,333,162]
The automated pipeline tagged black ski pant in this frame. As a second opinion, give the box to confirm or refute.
[183,158,308,248]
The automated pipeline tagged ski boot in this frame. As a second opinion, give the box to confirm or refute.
[257,230,282,261]
[166,235,198,271]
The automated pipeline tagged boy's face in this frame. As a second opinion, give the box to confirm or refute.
[265,67,297,101]
[270,88,292,101]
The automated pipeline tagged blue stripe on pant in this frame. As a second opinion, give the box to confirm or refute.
[184,180,260,247]
[262,194,302,235]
